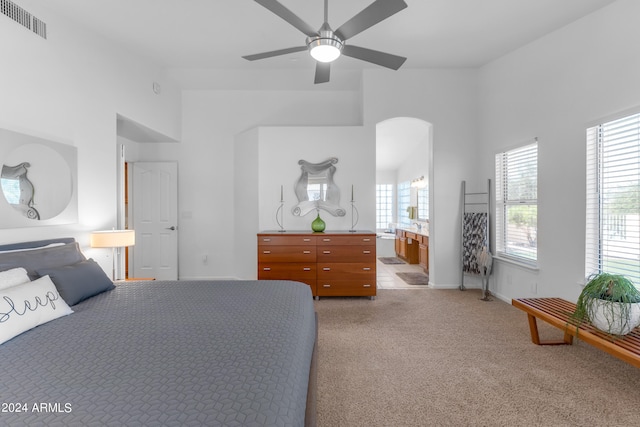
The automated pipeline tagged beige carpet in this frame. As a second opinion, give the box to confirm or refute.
[314,289,640,427]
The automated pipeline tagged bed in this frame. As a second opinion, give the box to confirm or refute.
[0,238,317,426]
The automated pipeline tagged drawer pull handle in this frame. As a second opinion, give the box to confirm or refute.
[303,267,311,271]
[363,267,371,271]
[323,238,331,242]
[263,238,271,242]
[303,250,311,254]
[303,238,311,242]
[263,250,271,254]
[363,284,371,288]
[363,250,371,254]
[263,267,271,271]
[323,251,331,254]
[323,284,331,288]
[363,238,371,242]
[323,267,331,271]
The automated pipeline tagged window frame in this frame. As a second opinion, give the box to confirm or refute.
[495,140,539,267]
[586,111,640,285]
[376,183,394,230]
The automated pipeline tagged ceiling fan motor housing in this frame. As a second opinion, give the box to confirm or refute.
[306,27,343,63]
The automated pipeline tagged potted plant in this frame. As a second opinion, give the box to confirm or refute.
[571,272,640,336]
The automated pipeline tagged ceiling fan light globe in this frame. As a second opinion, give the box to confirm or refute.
[310,44,341,63]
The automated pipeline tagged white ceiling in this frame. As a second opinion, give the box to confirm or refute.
[41,0,615,72]
[33,0,616,167]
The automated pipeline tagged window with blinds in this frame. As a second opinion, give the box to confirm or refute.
[586,112,640,285]
[495,141,538,265]
[376,184,394,230]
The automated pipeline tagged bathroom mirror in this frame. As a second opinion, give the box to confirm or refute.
[0,128,77,228]
[292,158,346,217]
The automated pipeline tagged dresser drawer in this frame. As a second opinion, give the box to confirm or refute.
[316,235,375,246]
[258,235,316,246]
[258,245,316,262]
[317,279,376,297]
[258,263,316,280]
[317,245,375,263]
[317,263,375,280]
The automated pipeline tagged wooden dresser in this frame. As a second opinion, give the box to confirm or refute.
[257,231,376,299]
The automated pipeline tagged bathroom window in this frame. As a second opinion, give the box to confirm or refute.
[376,184,393,230]
[495,141,538,265]
[397,181,411,228]
[586,112,640,285]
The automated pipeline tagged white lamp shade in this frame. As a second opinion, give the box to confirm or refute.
[90,230,135,248]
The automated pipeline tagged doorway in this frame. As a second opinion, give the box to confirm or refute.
[375,117,432,289]
[116,115,179,280]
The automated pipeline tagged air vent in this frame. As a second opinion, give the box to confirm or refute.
[1,0,47,39]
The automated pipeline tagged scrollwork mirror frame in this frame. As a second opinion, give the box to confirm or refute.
[292,158,346,217]
[0,128,78,228]
[1,162,40,220]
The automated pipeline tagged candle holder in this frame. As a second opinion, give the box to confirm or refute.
[276,185,286,232]
[349,199,359,232]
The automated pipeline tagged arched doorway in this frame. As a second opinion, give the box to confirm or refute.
[375,117,433,288]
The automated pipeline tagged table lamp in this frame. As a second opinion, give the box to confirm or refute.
[90,229,135,280]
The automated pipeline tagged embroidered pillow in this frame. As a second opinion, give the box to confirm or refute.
[0,275,73,345]
[0,267,30,290]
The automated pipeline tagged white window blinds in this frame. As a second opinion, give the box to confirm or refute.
[495,141,538,265]
[586,112,640,285]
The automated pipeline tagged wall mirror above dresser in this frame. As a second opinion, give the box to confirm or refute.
[292,157,346,217]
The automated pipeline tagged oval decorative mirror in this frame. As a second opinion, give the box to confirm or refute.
[292,158,346,217]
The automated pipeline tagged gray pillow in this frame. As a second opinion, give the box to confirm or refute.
[0,242,86,280]
[36,258,114,306]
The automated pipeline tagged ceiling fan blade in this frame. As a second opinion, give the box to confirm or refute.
[314,62,331,84]
[255,0,318,37]
[242,46,307,61]
[342,45,406,70]
[334,0,407,41]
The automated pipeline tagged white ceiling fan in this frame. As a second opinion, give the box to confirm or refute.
[242,0,408,84]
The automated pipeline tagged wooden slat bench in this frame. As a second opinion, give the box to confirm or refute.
[512,297,640,368]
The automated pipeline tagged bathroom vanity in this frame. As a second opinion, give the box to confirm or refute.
[395,228,429,273]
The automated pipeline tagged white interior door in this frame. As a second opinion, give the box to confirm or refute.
[131,162,178,280]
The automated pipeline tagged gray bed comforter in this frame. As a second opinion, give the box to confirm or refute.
[0,280,316,427]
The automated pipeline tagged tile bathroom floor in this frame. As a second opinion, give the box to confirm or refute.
[376,258,430,289]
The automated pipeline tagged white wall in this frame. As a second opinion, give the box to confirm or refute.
[363,69,480,288]
[231,125,375,280]
[257,126,374,232]
[477,0,640,302]
[142,89,363,279]
[0,2,181,273]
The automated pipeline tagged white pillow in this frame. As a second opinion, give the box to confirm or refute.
[0,267,30,290]
[0,275,73,345]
